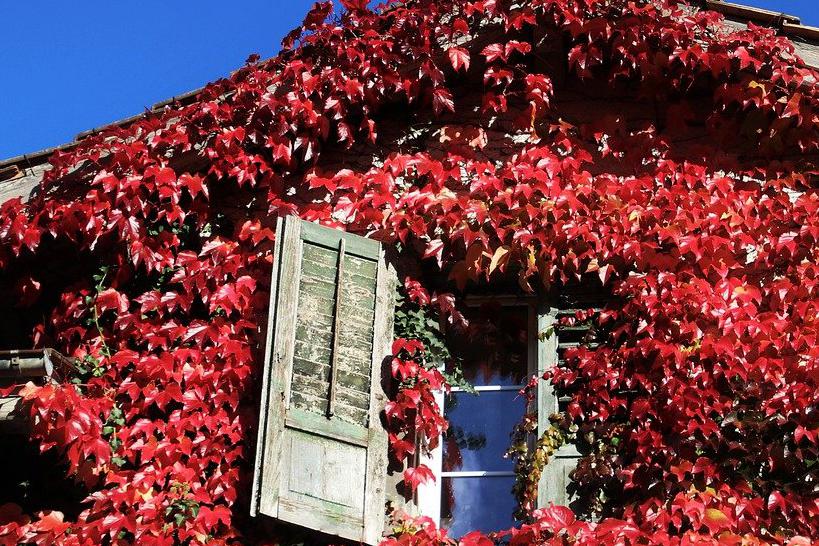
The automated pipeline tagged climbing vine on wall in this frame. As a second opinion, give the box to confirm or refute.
[0,0,817,544]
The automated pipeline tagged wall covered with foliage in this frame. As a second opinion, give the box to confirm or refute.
[0,0,816,544]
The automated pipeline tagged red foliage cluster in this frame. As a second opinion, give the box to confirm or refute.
[387,338,447,492]
[0,0,817,544]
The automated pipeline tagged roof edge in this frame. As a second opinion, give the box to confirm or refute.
[705,0,800,26]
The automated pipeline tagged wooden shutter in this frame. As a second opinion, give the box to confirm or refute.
[251,216,396,544]
[537,301,596,508]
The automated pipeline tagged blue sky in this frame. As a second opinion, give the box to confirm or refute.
[0,0,816,160]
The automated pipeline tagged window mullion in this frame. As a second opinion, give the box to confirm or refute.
[415,385,444,524]
[450,384,525,392]
[441,471,517,478]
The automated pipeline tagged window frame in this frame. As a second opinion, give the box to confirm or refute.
[415,295,550,528]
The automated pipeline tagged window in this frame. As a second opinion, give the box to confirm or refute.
[416,297,582,537]
[252,216,596,543]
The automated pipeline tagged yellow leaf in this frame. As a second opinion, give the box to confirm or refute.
[489,245,511,275]
[133,487,154,502]
[704,508,730,527]
[748,80,766,93]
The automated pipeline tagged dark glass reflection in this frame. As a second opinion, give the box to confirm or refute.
[446,305,529,387]
[441,476,517,538]
[442,391,526,472]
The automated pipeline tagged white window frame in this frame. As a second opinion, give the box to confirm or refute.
[415,295,557,527]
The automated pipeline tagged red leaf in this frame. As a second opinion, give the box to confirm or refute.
[302,1,333,27]
[423,239,445,266]
[148,166,177,186]
[96,288,129,314]
[459,531,493,546]
[505,40,531,58]
[432,88,455,115]
[340,0,368,12]
[179,173,208,199]
[197,505,231,527]
[389,433,416,461]
[391,357,419,381]
[392,338,425,356]
[448,47,470,72]
[481,43,504,63]
[403,464,435,491]
[534,504,576,529]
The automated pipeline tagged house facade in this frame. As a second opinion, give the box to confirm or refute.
[0,1,817,545]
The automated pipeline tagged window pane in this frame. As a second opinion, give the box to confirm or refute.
[442,390,526,472]
[446,305,529,387]
[441,476,517,538]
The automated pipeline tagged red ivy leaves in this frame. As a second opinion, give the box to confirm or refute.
[447,47,470,73]
[0,0,816,544]
[432,88,455,115]
[341,0,369,13]
[403,464,435,492]
[0,507,72,546]
[387,338,448,490]
[481,41,531,63]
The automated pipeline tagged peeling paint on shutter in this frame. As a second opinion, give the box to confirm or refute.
[251,216,396,545]
[538,289,605,510]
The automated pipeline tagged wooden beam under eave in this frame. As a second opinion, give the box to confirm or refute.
[0,163,45,205]
[792,39,819,71]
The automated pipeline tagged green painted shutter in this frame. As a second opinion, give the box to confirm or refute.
[537,292,602,510]
[251,216,396,544]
